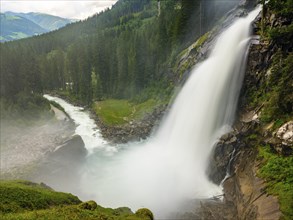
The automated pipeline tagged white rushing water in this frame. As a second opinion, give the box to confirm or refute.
[43,95,118,154]
[44,7,260,218]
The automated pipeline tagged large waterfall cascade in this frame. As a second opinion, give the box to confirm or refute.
[44,6,261,218]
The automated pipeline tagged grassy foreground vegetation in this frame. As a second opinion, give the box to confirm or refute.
[258,146,293,220]
[0,180,153,220]
[0,180,81,213]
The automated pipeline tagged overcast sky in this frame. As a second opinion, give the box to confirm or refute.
[0,0,118,20]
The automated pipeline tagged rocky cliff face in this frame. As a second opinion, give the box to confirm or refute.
[204,5,293,219]
[92,3,292,218]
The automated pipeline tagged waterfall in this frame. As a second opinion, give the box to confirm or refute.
[44,7,261,218]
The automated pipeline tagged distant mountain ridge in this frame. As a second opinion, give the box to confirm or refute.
[0,12,75,42]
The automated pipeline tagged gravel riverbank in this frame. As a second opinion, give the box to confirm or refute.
[0,106,75,179]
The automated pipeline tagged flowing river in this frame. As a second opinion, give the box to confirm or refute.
[43,7,261,218]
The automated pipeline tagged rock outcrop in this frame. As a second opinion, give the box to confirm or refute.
[203,3,293,218]
[222,146,282,220]
[266,121,293,155]
[94,105,167,143]
[208,130,239,185]
[196,1,293,218]
[50,135,87,161]
[31,134,87,193]
[203,117,282,219]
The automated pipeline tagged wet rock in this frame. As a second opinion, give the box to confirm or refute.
[51,135,87,161]
[201,4,287,219]
[208,130,239,185]
[32,135,87,194]
[195,200,237,220]
[241,0,257,10]
[240,109,260,123]
[222,148,282,220]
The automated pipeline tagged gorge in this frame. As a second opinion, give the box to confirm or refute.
[40,7,261,218]
[1,0,292,219]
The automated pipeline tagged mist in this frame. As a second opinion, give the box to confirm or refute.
[32,7,260,218]
[0,116,75,178]
[0,1,260,218]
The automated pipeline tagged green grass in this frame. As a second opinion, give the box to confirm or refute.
[0,180,81,214]
[258,146,293,220]
[132,99,158,119]
[0,180,153,220]
[2,205,153,220]
[93,99,133,125]
[93,98,164,126]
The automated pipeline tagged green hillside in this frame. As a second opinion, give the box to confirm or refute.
[0,13,47,42]
[5,12,74,31]
[0,12,74,42]
[0,0,292,219]
[0,180,153,220]
[0,0,238,107]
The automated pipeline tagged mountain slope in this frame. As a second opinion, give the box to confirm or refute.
[0,0,240,105]
[0,13,47,41]
[5,12,75,31]
[0,12,74,42]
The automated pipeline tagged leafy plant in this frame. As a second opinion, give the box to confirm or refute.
[258,146,293,219]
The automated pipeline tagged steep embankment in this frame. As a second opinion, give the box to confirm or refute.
[207,2,293,219]
[138,1,292,219]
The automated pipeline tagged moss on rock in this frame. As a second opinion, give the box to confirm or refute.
[78,200,98,211]
[135,208,154,220]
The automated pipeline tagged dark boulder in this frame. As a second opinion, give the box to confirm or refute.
[51,135,87,161]
[31,135,87,191]
[208,130,239,185]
